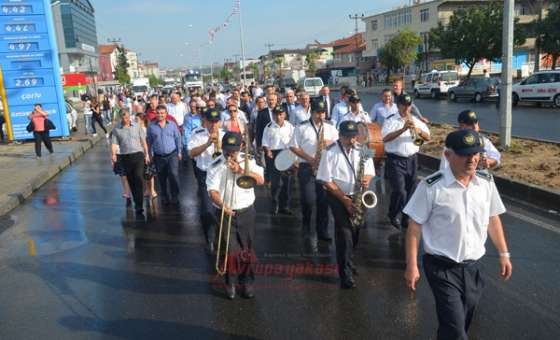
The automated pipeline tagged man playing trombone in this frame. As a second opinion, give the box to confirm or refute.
[206,132,264,300]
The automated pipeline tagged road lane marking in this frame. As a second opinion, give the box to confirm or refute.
[506,210,560,235]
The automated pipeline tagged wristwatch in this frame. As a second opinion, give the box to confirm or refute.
[499,252,511,258]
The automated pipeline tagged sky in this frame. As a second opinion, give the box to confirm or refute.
[94,0,408,69]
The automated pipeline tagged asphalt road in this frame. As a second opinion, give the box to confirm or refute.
[0,143,559,340]
[353,90,560,142]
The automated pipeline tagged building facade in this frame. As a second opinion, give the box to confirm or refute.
[51,0,99,74]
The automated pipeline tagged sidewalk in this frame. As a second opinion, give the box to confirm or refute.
[0,117,112,216]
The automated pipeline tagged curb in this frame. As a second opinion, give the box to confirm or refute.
[0,136,101,217]
[417,153,560,213]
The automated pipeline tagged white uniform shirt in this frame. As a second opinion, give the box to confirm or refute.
[403,166,506,263]
[167,102,187,127]
[439,136,501,170]
[316,142,376,195]
[290,120,339,163]
[381,114,430,157]
[262,120,294,150]
[330,102,349,126]
[206,153,264,210]
[187,128,225,171]
[338,110,371,127]
[291,105,311,126]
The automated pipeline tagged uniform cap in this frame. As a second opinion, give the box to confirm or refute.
[445,129,484,156]
[272,105,285,115]
[348,95,361,103]
[339,120,359,137]
[396,94,413,106]
[311,98,326,113]
[204,109,221,121]
[222,132,242,152]
[457,110,478,125]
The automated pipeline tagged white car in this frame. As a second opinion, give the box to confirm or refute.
[413,70,460,99]
[298,77,324,97]
[512,71,560,107]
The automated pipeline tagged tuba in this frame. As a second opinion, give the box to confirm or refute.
[350,123,378,230]
[312,122,326,176]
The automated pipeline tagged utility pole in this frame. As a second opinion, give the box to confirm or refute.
[499,0,514,148]
[348,14,364,87]
[265,43,274,53]
[238,0,247,87]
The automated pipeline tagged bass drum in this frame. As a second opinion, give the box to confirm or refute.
[274,149,298,172]
[357,122,384,165]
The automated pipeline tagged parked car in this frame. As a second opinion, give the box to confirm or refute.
[448,77,499,103]
[511,71,560,107]
[413,70,460,99]
[274,77,297,93]
[298,77,324,97]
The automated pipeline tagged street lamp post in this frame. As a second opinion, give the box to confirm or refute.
[349,14,364,87]
[500,0,514,148]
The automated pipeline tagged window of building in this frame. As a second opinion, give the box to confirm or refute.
[383,8,411,29]
[420,8,429,22]
[371,20,378,31]
[371,39,379,52]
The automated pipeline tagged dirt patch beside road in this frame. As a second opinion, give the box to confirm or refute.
[422,124,560,191]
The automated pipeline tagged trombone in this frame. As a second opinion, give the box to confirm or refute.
[236,131,257,189]
[215,158,236,276]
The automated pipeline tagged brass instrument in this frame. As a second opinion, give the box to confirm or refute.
[215,157,236,276]
[408,115,424,147]
[312,122,326,176]
[212,132,222,159]
[478,134,488,170]
[350,124,378,230]
[236,131,257,189]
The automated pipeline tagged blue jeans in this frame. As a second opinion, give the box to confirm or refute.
[84,115,92,135]
[153,151,180,202]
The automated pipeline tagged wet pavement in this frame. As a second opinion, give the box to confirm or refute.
[1,143,560,340]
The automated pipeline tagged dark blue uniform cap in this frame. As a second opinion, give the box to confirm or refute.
[339,120,359,137]
[222,132,242,152]
[204,109,221,122]
[445,129,484,155]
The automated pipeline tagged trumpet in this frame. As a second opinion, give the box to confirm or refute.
[408,115,424,146]
[215,156,236,276]
[236,131,256,189]
[212,132,222,159]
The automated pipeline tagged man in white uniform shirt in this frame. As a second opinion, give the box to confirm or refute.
[188,109,225,255]
[382,94,430,230]
[262,106,295,215]
[166,93,187,128]
[290,99,339,252]
[439,110,501,171]
[207,132,264,300]
[338,95,371,127]
[404,129,512,340]
[317,120,375,289]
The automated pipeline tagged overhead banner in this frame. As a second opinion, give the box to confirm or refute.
[0,0,69,140]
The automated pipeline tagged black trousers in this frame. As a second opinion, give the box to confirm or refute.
[121,152,145,211]
[297,163,329,237]
[193,164,217,244]
[265,150,292,209]
[327,193,359,283]
[92,114,107,134]
[215,206,256,285]
[153,151,180,202]
[424,255,484,340]
[386,153,418,222]
[33,131,53,157]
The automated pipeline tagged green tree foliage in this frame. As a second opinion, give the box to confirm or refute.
[274,56,283,78]
[378,29,421,81]
[148,75,162,87]
[305,50,319,76]
[430,3,526,79]
[536,0,560,69]
[113,46,130,85]
[250,63,260,82]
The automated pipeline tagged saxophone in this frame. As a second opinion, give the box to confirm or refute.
[349,143,378,230]
[212,132,222,159]
[312,123,325,176]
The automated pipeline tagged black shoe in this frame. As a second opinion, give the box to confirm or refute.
[279,207,293,215]
[350,265,359,276]
[225,284,236,300]
[206,242,215,256]
[318,233,332,242]
[340,279,357,289]
[271,205,279,216]
[240,284,255,299]
[126,198,132,207]
[303,237,318,254]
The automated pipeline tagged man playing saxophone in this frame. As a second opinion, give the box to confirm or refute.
[206,132,264,300]
[290,98,338,252]
[317,121,375,289]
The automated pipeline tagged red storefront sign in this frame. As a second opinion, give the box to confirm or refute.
[62,73,88,87]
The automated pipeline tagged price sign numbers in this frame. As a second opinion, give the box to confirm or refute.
[1,5,33,15]
[8,42,39,51]
[14,77,44,87]
[5,23,36,33]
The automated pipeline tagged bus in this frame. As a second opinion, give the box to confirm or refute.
[183,70,203,90]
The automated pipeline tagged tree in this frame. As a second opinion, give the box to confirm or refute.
[274,56,283,78]
[526,0,554,72]
[430,3,526,79]
[305,50,320,76]
[148,75,162,87]
[250,63,260,82]
[536,0,560,70]
[113,46,130,85]
[378,29,421,81]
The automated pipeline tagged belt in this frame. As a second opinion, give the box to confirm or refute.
[234,205,253,214]
[424,254,477,267]
[386,153,415,160]
[154,150,177,158]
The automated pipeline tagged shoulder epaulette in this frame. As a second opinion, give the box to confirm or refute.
[210,157,224,168]
[326,142,337,151]
[194,128,205,134]
[266,122,272,128]
[386,114,396,120]
[299,120,310,126]
[425,172,443,186]
[476,170,493,181]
